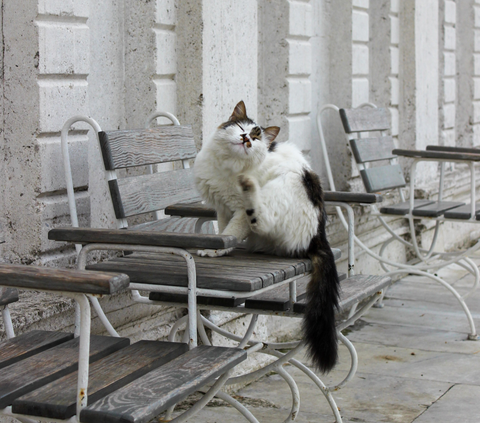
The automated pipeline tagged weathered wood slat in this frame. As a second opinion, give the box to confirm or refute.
[80,345,247,423]
[411,201,466,217]
[13,341,188,420]
[244,273,347,312]
[0,265,130,295]
[426,145,480,155]
[324,191,383,204]
[99,126,197,170]
[0,286,19,306]
[48,227,238,250]
[148,292,246,307]
[87,261,264,292]
[443,203,480,220]
[360,164,406,192]
[108,257,276,286]
[0,335,130,408]
[380,199,435,215]
[350,136,397,163]
[130,217,215,234]
[339,108,390,133]
[393,148,480,162]
[0,331,74,370]
[293,274,392,314]
[111,168,202,218]
[165,202,217,219]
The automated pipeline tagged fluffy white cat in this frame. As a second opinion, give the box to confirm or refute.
[194,101,340,372]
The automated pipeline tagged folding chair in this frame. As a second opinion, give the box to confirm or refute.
[0,264,246,423]
[317,103,480,340]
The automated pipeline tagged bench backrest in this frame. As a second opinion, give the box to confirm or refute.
[98,125,202,224]
[339,107,406,193]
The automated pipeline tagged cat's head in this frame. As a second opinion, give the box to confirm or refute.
[215,101,280,163]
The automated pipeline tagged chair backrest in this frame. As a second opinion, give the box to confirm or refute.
[98,124,202,225]
[339,107,406,193]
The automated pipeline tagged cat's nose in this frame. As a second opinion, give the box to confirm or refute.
[241,133,248,142]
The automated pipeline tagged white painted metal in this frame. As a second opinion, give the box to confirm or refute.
[2,305,15,339]
[317,103,480,340]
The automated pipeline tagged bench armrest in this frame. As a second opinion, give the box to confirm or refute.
[324,191,382,204]
[165,202,217,218]
[165,192,383,220]
[426,145,480,155]
[393,148,480,162]
[0,264,130,295]
[49,227,237,250]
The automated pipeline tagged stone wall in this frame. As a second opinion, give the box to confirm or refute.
[1,0,480,368]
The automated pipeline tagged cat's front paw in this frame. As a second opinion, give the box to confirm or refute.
[197,247,234,258]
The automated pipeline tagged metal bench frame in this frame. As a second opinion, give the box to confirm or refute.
[317,103,480,341]
[53,112,393,423]
[1,266,247,423]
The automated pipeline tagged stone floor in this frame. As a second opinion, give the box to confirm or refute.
[171,261,480,423]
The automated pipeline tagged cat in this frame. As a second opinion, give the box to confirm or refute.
[194,101,340,372]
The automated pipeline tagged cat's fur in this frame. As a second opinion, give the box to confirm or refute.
[194,101,340,372]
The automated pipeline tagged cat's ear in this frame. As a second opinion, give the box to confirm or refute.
[263,126,280,143]
[229,101,247,121]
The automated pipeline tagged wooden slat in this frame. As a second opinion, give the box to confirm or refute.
[360,164,406,192]
[48,227,238,250]
[80,345,247,423]
[87,260,264,292]
[426,145,480,155]
[112,168,202,218]
[380,200,435,215]
[393,148,480,162]
[443,203,480,220]
[99,126,197,170]
[165,202,217,219]
[350,136,397,163]
[324,191,383,204]
[130,217,215,234]
[293,274,392,314]
[148,292,246,307]
[243,273,347,312]
[411,201,466,217]
[0,335,130,408]
[0,286,19,306]
[13,341,188,420]
[0,331,74,369]
[339,108,390,133]
[0,265,130,295]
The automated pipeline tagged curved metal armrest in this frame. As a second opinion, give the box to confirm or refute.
[49,227,237,250]
[426,145,480,156]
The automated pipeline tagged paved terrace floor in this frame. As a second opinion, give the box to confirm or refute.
[171,259,480,423]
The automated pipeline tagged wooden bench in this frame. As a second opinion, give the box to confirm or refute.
[0,264,246,423]
[52,113,393,422]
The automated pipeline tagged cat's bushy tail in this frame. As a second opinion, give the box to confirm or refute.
[303,208,340,373]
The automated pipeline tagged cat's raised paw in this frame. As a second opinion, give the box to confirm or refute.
[238,175,254,192]
[197,247,234,258]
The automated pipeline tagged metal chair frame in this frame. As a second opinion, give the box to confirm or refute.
[317,103,480,340]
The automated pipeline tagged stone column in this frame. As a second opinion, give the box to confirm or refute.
[258,0,313,156]
[3,0,90,263]
[399,0,439,182]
